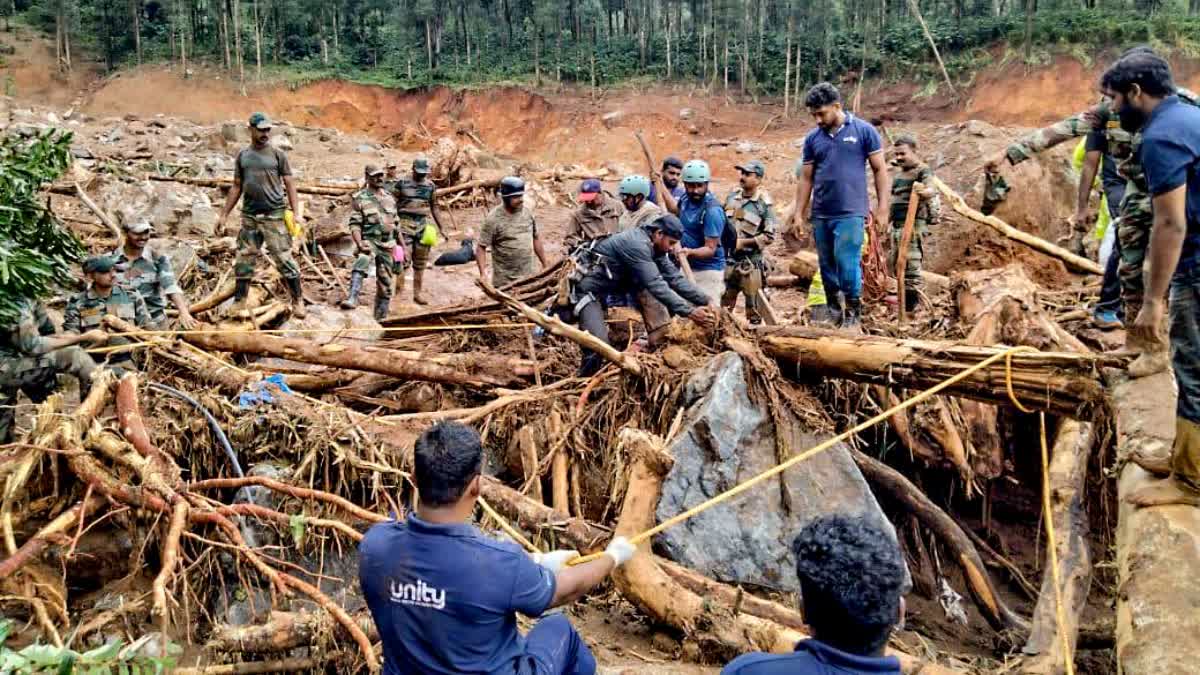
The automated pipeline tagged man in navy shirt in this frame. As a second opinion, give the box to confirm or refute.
[359,422,636,674]
[1101,53,1200,507]
[721,514,907,675]
[678,159,727,303]
[788,83,891,330]
[649,155,686,215]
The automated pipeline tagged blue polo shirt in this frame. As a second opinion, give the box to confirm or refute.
[359,514,556,675]
[649,182,686,206]
[1139,95,1200,276]
[679,191,726,271]
[800,113,883,220]
[721,638,901,675]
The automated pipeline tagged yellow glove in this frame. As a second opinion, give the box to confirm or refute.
[284,210,303,240]
[419,222,439,248]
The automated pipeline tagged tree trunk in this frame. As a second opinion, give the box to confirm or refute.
[425,19,434,70]
[132,0,142,64]
[220,0,231,70]
[907,0,956,96]
[232,0,244,88]
[784,16,792,116]
[252,0,262,81]
[1024,0,1034,60]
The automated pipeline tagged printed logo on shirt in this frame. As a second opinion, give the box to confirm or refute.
[389,578,446,610]
[842,136,859,144]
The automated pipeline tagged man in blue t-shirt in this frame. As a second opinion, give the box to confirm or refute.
[788,83,891,330]
[678,159,727,303]
[359,422,636,674]
[649,155,686,215]
[721,514,908,675]
[1102,53,1200,507]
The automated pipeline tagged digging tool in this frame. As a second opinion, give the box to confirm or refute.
[755,289,780,326]
[897,181,923,325]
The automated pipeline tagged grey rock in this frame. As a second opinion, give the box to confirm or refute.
[70,146,95,160]
[221,121,247,143]
[102,126,125,143]
[679,108,695,120]
[655,352,906,593]
[270,133,294,151]
[222,586,273,626]
[735,140,762,154]
[149,118,168,129]
[355,143,377,154]
[166,136,186,149]
[148,237,198,282]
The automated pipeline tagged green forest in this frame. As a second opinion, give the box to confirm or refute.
[16,0,1200,96]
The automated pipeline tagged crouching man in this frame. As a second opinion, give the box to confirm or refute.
[359,421,635,674]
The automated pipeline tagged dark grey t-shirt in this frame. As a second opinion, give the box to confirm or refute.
[235,146,292,215]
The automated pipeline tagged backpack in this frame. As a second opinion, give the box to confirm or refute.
[698,195,737,255]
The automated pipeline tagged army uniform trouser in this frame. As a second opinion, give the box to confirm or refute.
[1118,192,1154,324]
[576,292,670,377]
[397,220,432,295]
[352,238,399,300]
[0,346,98,443]
[888,223,926,291]
[235,212,301,281]
[722,258,764,320]
[1168,265,1200,491]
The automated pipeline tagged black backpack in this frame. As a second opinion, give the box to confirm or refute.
[698,195,738,255]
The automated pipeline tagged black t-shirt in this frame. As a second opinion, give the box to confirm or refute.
[1085,129,1126,194]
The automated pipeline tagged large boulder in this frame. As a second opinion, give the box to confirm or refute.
[655,352,906,592]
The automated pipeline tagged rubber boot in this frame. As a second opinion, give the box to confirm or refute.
[842,297,863,333]
[228,278,251,317]
[340,272,365,310]
[374,294,391,321]
[1129,349,1170,379]
[413,266,429,306]
[286,276,308,319]
[394,269,407,301]
[904,288,920,314]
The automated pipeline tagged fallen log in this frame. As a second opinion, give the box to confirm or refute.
[73,182,123,240]
[759,328,1117,418]
[205,610,377,654]
[382,259,564,328]
[608,427,959,674]
[931,176,1103,276]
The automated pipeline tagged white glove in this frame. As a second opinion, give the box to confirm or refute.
[533,549,579,574]
[603,536,637,567]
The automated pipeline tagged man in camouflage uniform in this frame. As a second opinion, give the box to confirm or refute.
[112,220,198,330]
[564,179,623,250]
[722,160,777,323]
[889,135,940,314]
[476,177,547,288]
[342,164,402,320]
[217,112,307,318]
[392,158,445,305]
[0,298,105,443]
[383,161,400,192]
[64,255,151,374]
[986,49,1199,373]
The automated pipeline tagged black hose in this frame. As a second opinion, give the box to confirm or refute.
[147,382,244,478]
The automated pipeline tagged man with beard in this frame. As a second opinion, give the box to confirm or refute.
[722,160,777,323]
[888,135,940,314]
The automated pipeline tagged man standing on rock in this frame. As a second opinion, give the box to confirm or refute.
[476,177,548,288]
[678,159,727,302]
[64,255,151,373]
[564,178,623,250]
[360,421,635,675]
[112,220,198,330]
[342,165,402,319]
[393,157,445,305]
[217,112,307,319]
[722,160,777,324]
[788,82,891,330]
[1103,53,1200,508]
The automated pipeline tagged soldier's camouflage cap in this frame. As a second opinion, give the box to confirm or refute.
[365,164,385,176]
[248,112,273,129]
[83,255,117,274]
[735,160,766,177]
[412,158,431,174]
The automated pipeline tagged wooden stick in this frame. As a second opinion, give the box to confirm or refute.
[931,176,1103,275]
[317,244,347,296]
[755,289,780,326]
[74,182,123,240]
[897,182,923,324]
[907,0,956,97]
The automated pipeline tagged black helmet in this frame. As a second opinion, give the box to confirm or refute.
[649,214,684,240]
[499,176,525,198]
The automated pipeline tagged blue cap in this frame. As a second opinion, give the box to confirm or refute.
[579,178,603,203]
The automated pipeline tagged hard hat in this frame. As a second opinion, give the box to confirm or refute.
[681,159,711,184]
[499,176,525,198]
[618,175,651,198]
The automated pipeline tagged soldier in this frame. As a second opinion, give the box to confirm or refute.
[722,160,777,324]
[564,178,624,250]
[476,177,548,287]
[64,255,151,373]
[216,112,307,319]
[888,134,940,314]
[342,165,402,319]
[383,161,400,191]
[392,157,445,305]
[112,220,198,330]
[0,298,105,443]
[617,175,663,231]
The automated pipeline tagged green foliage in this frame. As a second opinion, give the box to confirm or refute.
[0,619,181,674]
[0,128,84,326]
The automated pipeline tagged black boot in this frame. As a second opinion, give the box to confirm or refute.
[842,297,862,332]
[374,294,391,321]
[286,276,307,319]
[904,288,920,314]
[340,272,365,309]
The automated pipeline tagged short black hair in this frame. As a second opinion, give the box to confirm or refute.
[414,422,483,507]
[1120,45,1157,59]
[805,82,841,109]
[893,132,918,149]
[792,515,906,655]
[662,156,683,171]
[1101,52,1175,98]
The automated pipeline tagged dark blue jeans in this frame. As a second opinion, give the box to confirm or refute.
[515,614,596,675]
[1096,183,1126,316]
[812,216,865,302]
[1170,264,1200,489]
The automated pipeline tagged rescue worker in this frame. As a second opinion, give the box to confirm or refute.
[649,156,686,215]
[0,298,104,443]
[617,175,664,231]
[888,134,941,314]
[392,157,445,305]
[216,112,307,318]
[568,214,717,376]
[112,220,198,330]
[476,177,548,287]
[63,255,151,373]
[722,160,777,323]
[342,164,402,320]
[383,161,400,191]
[678,159,728,302]
[564,178,623,250]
